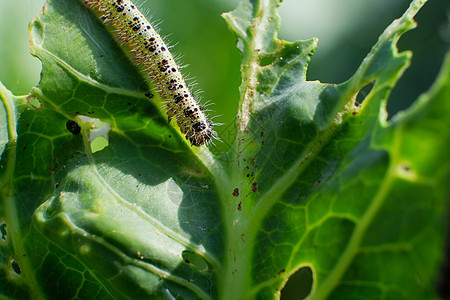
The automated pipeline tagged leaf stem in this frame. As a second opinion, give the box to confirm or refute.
[220,0,278,298]
[0,84,44,298]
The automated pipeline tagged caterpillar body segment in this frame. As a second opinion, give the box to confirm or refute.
[81,0,214,146]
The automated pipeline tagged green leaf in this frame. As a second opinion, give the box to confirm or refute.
[0,0,449,299]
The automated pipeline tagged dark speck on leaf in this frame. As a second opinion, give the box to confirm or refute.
[66,120,81,135]
[401,163,411,172]
[232,188,239,196]
[12,260,21,274]
[0,223,6,240]
[251,182,258,192]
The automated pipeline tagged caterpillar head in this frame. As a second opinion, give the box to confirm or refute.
[188,120,214,146]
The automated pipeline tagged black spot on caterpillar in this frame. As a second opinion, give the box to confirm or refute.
[80,0,214,146]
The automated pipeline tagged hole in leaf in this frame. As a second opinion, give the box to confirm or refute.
[0,223,6,240]
[91,136,109,153]
[396,161,417,180]
[437,218,450,299]
[26,95,42,109]
[280,266,313,300]
[31,19,44,45]
[355,82,374,106]
[260,56,276,67]
[75,116,111,153]
[181,250,208,272]
[11,260,21,274]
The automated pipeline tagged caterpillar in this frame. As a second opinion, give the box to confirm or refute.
[80,0,214,146]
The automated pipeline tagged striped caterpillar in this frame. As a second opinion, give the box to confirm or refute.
[81,0,214,146]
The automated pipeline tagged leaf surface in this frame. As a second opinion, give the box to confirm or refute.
[0,0,448,299]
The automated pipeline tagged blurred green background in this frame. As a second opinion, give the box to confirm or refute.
[0,0,448,150]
